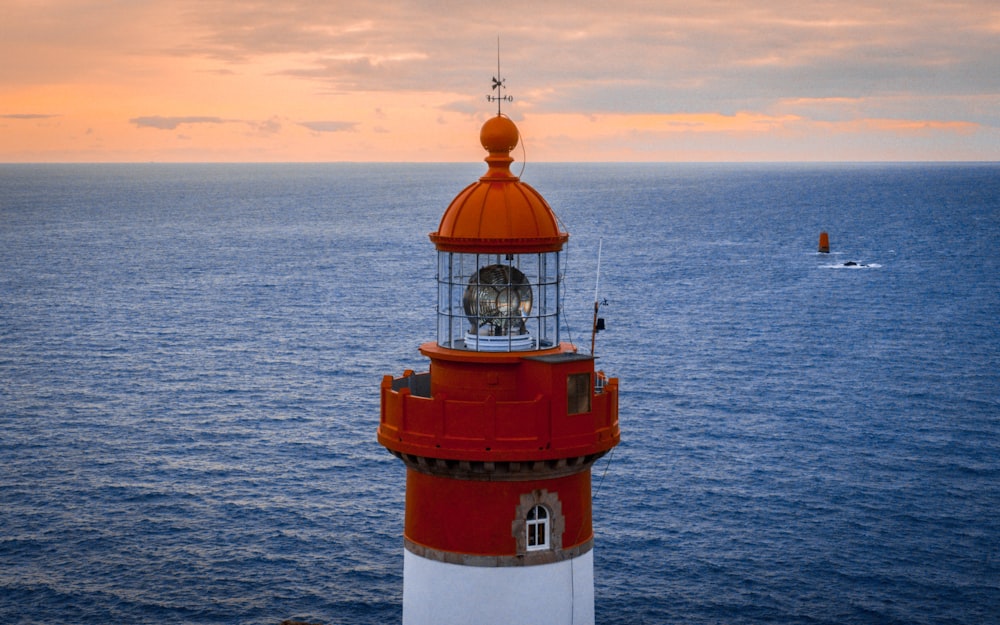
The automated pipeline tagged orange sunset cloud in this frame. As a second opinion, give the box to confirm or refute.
[1,0,998,162]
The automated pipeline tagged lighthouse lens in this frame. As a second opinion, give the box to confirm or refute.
[495,287,520,314]
[463,264,533,335]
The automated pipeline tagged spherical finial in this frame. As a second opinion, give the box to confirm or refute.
[480,115,519,153]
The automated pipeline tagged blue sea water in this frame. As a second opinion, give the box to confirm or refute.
[1,162,999,625]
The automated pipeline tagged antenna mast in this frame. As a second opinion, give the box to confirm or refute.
[487,36,513,115]
[590,238,603,356]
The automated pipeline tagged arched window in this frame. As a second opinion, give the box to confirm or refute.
[512,490,563,558]
[526,505,550,551]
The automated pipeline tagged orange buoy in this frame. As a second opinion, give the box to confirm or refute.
[818,231,830,253]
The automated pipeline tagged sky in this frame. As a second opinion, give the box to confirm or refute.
[2,0,999,162]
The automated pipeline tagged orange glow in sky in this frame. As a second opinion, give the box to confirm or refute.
[2,1,998,162]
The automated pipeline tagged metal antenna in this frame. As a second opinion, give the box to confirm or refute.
[590,238,603,356]
[487,36,513,115]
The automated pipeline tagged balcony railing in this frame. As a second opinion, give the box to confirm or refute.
[378,371,619,462]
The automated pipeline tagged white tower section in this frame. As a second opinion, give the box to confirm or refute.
[403,550,594,625]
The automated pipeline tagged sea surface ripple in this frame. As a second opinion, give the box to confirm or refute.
[2,163,998,624]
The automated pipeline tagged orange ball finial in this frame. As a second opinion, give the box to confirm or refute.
[480,115,519,154]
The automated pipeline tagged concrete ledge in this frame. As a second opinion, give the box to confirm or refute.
[404,537,593,567]
[392,451,607,481]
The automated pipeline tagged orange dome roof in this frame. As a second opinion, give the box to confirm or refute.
[430,116,568,253]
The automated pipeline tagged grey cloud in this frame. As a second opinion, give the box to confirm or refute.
[298,121,357,132]
[130,116,228,130]
[163,0,999,127]
[2,113,59,119]
[249,116,283,134]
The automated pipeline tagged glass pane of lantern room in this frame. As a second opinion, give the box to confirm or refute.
[518,253,539,283]
[437,252,463,348]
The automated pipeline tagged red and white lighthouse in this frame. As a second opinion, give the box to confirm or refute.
[378,110,620,625]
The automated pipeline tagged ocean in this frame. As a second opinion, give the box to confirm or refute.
[1,162,998,624]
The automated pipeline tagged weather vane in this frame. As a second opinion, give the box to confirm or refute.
[486,36,513,115]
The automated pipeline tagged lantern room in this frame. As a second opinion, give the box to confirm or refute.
[429,115,568,352]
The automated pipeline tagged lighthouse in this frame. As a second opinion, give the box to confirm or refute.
[377,95,620,624]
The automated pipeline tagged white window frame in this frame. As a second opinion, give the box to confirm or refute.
[526,504,550,551]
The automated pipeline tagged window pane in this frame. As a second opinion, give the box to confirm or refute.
[567,373,592,415]
[526,505,549,551]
